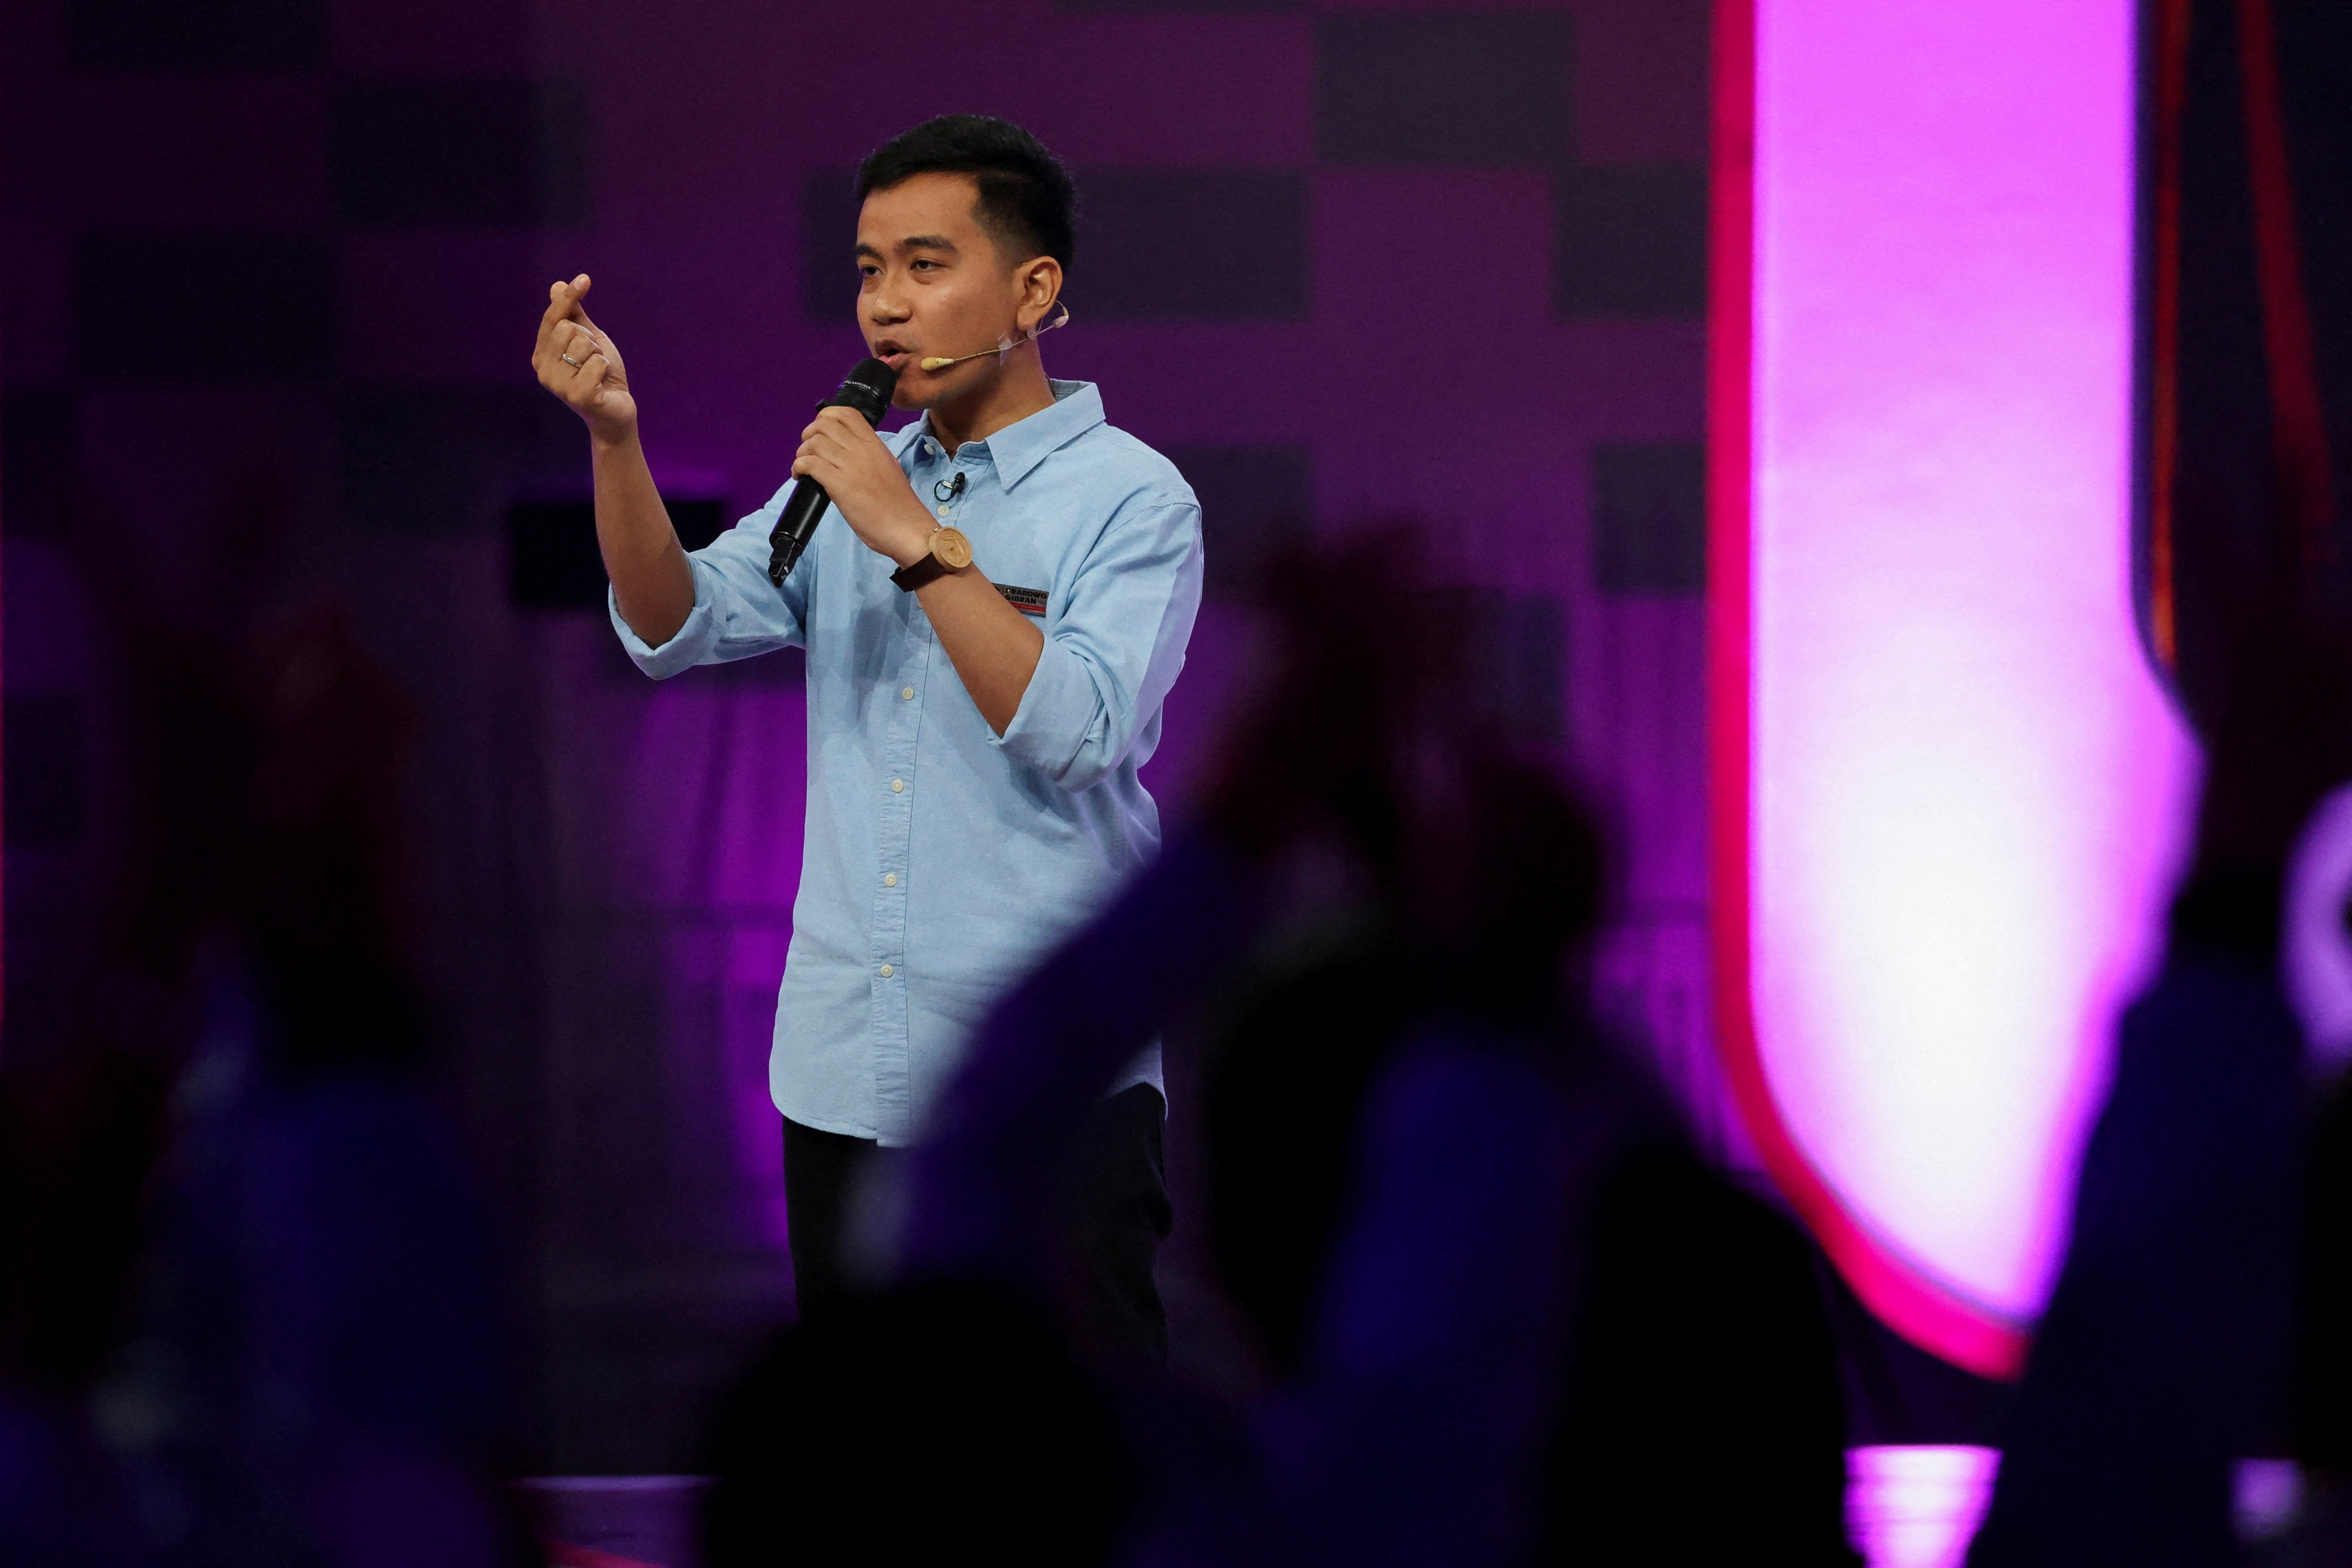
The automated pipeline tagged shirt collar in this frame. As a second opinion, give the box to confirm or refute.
[916,380,1104,491]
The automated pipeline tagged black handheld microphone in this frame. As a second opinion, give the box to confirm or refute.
[766,357,900,585]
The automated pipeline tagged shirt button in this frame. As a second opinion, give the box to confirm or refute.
[883,873,898,887]
[901,686,914,700]
[879,964,894,978]
[891,778,905,793]
[937,507,952,519]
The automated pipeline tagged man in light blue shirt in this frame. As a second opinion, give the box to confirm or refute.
[530,115,1201,1355]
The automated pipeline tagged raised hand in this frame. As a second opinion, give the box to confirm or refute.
[533,273,635,441]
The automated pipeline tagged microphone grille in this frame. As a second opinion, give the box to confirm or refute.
[829,357,899,424]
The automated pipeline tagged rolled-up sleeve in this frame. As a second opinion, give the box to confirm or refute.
[992,499,1202,791]
[609,482,811,679]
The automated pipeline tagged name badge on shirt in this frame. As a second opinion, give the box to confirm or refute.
[995,584,1049,617]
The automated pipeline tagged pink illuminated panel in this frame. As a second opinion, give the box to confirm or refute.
[1729,1,2196,1366]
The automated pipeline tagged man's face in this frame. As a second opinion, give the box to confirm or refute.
[854,172,1029,411]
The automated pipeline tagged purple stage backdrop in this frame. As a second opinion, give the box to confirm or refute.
[2,0,1711,1467]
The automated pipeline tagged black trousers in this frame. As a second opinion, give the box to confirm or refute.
[781,1082,1172,1363]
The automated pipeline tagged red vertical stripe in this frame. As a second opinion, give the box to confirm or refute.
[1704,0,1758,1197]
[2150,0,2193,669]
[2237,0,2335,559]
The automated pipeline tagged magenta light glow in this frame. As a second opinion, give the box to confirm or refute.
[1712,0,2197,1372]
[1845,1446,1999,1568]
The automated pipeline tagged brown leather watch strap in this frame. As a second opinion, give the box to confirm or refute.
[891,553,949,592]
[891,526,972,592]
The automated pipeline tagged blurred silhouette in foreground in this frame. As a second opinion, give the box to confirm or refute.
[2295,1051,2352,1561]
[703,532,1857,1566]
[0,474,520,1566]
[1969,481,2352,1567]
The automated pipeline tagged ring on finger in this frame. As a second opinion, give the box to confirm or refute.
[561,352,582,367]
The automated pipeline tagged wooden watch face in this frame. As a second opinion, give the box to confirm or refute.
[932,527,974,570]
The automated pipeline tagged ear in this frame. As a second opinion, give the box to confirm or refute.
[1014,256,1064,334]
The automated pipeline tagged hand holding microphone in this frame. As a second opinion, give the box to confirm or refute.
[767,358,909,584]
[766,302,1073,583]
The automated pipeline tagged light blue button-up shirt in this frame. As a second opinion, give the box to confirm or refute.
[611,380,1202,1144]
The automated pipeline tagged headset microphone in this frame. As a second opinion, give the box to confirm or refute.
[766,357,899,586]
[917,346,1005,372]
[917,301,1071,372]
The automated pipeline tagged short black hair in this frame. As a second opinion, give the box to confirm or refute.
[855,114,1077,277]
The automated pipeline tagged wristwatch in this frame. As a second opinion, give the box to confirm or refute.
[891,526,974,592]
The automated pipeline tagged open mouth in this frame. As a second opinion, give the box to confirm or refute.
[872,341,917,369]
